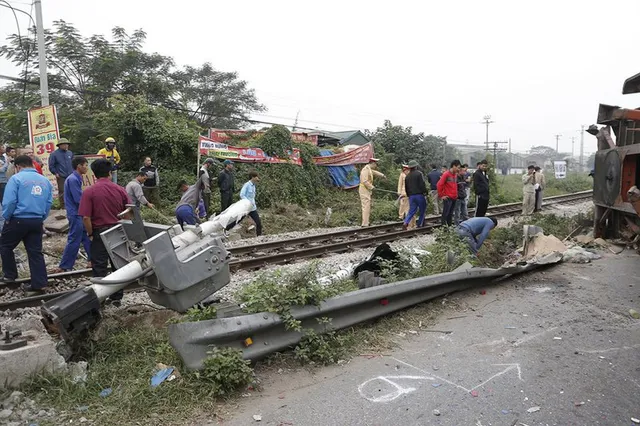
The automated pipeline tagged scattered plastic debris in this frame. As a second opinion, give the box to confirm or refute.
[553,337,562,340]
[630,309,640,319]
[253,414,262,421]
[432,366,439,371]
[431,383,442,388]
[501,409,510,414]
[480,290,486,295]
[99,388,112,398]
[574,401,585,406]
[598,356,605,360]
[76,406,89,412]
[470,390,479,397]
[527,406,540,413]
[631,417,640,424]
[505,326,516,329]
[433,409,441,416]
[151,367,175,388]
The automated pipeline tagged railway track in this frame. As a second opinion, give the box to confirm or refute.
[0,190,592,311]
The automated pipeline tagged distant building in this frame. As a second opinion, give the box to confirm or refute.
[312,130,370,147]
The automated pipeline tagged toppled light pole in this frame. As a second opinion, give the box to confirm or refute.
[41,199,252,343]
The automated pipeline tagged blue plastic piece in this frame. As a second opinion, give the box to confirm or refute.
[99,388,112,397]
[150,367,174,388]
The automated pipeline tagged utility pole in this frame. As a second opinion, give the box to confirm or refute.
[580,125,585,172]
[34,0,49,106]
[571,136,575,158]
[482,115,493,150]
[555,134,562,153]
[292,110,300,132]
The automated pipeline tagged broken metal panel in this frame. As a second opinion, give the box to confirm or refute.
[622,71,640,95]
[168,253,563,370]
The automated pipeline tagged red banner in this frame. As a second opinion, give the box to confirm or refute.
[312,143,374,166]
[199,136,302,166]
[208,128,318,145]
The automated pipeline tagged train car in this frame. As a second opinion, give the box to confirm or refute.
[590,71,640,238]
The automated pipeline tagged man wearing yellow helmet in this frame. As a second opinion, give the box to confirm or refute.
[97,137,121,184]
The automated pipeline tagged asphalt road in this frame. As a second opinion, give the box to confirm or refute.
[220,250,640,426]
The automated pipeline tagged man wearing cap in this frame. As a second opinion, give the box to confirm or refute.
[217,159,235,212]
[359,158,385,227]
[402,160,428,230]
[48,138,74,209]
[98,137,121,184]
[397,165,410,221]
[199,158,215,217]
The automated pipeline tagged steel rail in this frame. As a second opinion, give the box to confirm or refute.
[0,191,592,311]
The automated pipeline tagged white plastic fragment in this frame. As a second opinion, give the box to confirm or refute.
[527,406,540,413]
[253,414,262,421]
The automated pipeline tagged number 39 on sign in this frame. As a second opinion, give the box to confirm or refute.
[35,141,56,156]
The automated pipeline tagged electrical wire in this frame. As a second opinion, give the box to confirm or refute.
[0,0,36,103]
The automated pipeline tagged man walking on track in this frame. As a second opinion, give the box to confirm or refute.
[473,160,490,217]
[522,165,536,215]
[426,164,442,215]
[402,160,427,230]
[437,160,461,226]
[48,138,73,209]
[218,159,235,212]
[0,156,53,296]
[359,158,385,227]
[238,171,263,236]
[54,156,92,274]
[397,165,410,220]
[79,159,130,306]
[98,137,121,184]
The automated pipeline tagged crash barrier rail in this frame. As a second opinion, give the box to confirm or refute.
[0,191,591,312]
[168,252,563,370]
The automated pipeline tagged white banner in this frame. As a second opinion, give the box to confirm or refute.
[554,161,567,179]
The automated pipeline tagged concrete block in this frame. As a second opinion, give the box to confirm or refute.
[44,209,69,233]
[0,338,66,389]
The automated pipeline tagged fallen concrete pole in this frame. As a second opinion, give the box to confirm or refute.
[168,252,564,370]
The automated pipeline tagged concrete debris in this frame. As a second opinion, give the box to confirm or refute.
[68,361,88,384]
[526,406,541,413]
[252,414,262,421]
[523,227,567,259]
[562,246,601,264]
[575,234,595,245]
[44,209,69,233]
[433,409,441,416]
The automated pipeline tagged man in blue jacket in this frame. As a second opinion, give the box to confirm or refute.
[54,156,91,273]
[48,138,73,209]
[0,155,53,294]
[456,216,498,255]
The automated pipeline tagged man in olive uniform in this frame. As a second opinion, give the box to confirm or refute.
[359,158,385,227]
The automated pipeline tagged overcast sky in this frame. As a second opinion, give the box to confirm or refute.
[1,0,639,155]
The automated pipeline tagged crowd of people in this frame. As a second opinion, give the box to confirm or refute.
[360,157,557,255]
[0,135,553,298]
[0,137,262,301]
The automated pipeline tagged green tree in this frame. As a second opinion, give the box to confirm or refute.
[0,21,263,152]
[95,94,202,170]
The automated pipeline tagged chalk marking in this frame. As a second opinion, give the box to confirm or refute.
[470,364,523,391]
[390,357,471,392]
[357,375,431,403]
[358,357,525,402]
[578,344,640,354]
[513,327,558,347]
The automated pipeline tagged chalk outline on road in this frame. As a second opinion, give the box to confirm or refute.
[358,357,523,402]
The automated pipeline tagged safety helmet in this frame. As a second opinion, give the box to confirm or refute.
[105,137,116,143]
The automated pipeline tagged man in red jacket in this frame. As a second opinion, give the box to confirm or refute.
[437,159,461,226]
